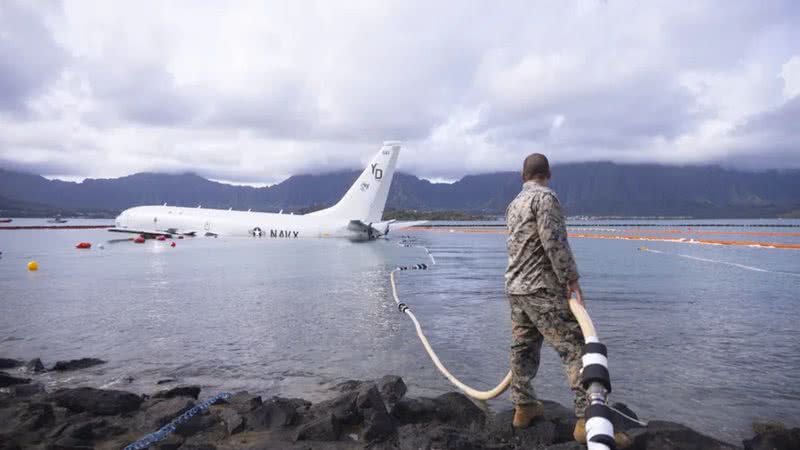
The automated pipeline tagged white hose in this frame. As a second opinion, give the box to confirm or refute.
[390,269,512,400]
[568,298,598,341]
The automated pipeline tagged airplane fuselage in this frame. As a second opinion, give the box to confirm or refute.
[111,141,403,240]
[115,205,359,239]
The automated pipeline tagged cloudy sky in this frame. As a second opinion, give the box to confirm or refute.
[1,0,798,184]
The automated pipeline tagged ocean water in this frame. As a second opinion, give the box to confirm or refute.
[1,218,799,443]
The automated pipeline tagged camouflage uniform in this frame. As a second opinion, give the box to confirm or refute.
[505,181,587,416]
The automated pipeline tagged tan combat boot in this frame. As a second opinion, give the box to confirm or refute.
[512,401,545,428]
[573,418,633,448]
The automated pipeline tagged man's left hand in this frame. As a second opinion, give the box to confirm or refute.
[567,279,584,306]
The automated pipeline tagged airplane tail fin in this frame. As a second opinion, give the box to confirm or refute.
[309,141,400,223]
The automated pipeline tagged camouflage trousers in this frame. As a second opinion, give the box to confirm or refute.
[508,291,587,417]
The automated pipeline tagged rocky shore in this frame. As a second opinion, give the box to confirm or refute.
[1,357,798,449]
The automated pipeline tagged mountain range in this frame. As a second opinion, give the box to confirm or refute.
[1,163,799,218]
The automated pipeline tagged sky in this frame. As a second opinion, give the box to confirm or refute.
[0,0,799,185]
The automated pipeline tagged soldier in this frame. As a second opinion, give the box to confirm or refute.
[505,153,628,446]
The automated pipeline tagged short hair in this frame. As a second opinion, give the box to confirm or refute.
[523,153,550,181]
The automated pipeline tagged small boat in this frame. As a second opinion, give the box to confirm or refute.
[0,218,12,223]
[47,217,68,224]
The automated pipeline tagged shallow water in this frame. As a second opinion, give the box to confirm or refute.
[1,218,799,442]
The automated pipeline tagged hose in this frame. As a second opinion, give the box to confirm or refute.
[390,268,513,400]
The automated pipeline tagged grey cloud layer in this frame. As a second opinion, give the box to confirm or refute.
[0,0,798,182]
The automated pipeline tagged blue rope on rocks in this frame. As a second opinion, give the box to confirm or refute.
[123,392,231,450]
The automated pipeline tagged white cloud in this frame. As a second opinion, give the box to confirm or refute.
[781,56,800,99]
[0,0,799,182]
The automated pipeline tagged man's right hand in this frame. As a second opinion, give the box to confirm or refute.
[567,279,584,306]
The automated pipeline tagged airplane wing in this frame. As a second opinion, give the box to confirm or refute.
[347,220,428,240]
[108,228,197,237]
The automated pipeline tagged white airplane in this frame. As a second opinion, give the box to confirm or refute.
[110,141,416,241]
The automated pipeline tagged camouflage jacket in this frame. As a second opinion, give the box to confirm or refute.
[505,181,579,294]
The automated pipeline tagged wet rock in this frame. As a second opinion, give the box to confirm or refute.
[177,438,218,450]
[24,358,45,373]
[295,414,342,442]
[392,397,441,425]
[743,424,800,450]
[355,384,396,443]
[141,397,194,429]
[0,371,30,387]
[378,375,407,410]
[394,392,485,429]
[627,420,739,449]
[175,411,220,438]
[224,391,263,413]
[62,417,127,441]
[9,382,45,398]
[157,378,177,385]
[50,387,143,416]
[154,432,184,450]
[216,407,244,435]
[153,385,201,400]
[311,390,360,426]
[248,397,310,430]
[0,358,22,369]
[17,402,54,431]
[0,435,22,450]
[335,379,364,392]
[363,407,396,443]
[52,435,94,449]
[546,442,584,450]
[433,392,486,427]
[52,358,106,372]
[398,424,488,450]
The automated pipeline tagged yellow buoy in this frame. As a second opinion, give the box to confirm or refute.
[27,260,39,271]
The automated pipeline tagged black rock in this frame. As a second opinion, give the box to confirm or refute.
[17,402,55,431]
[628,420,739,449]
[0,358,22,369]
[743,425,800,450]
[216,407,245,435]
[354,384,395,443]
[52,435,94,449]
[432,392,486,427]
[224,391,262,413]
[398,424,488,450]
[0,371,30,387]
[392,397,441,425]
[335,379,364,392]
[174,411,221,438]
[62,417,127,441]
[153,385,201,400]
[295,414,342,442]
[52,358,106,371]
[393,393,486,427]
[356,384,386,412]
[157,378,177,385]
[377,375,407,410]
[141,397,194,429]
[153,433,184,450]
[248,397,310,430]
[50,387,143,416]
[10,382,46,398]
[363,407,396,444]
[311,390,360,426]
[24,358,45,373]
